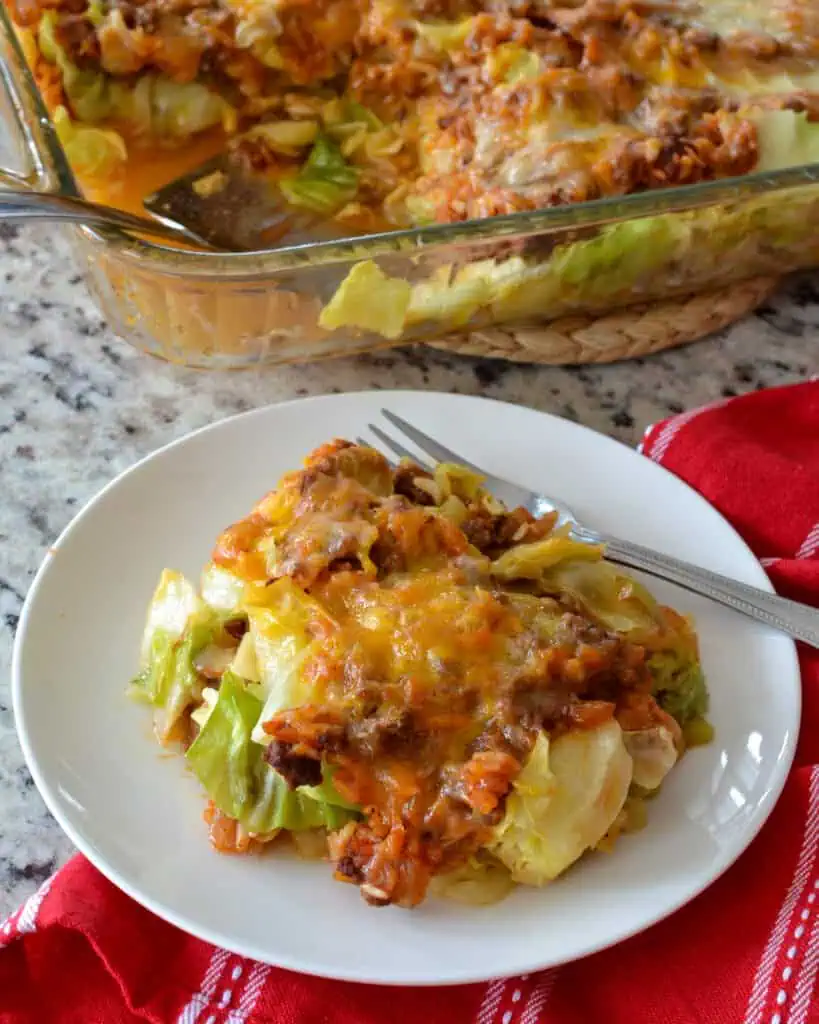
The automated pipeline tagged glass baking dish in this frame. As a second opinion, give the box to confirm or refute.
[3,5,819,370]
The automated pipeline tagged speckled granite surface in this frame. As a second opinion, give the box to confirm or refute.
[0,224,815,917]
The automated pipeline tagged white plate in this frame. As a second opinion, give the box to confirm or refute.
[13,390,800,985]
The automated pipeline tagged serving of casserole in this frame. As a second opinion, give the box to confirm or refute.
[132,440,711,908]
[3,0,819,364]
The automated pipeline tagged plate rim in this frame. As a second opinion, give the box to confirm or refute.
[12,389,802,986]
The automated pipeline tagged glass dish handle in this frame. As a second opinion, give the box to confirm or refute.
[0,7,78,194]
[0,64,35,189]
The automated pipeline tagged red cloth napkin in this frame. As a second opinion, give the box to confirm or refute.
[3,380,819,1024]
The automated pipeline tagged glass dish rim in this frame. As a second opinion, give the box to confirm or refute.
[4,4,819,279]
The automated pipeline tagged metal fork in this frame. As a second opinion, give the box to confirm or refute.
[360,409,819,650]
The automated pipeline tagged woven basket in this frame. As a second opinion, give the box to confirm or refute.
[423,276,778,365]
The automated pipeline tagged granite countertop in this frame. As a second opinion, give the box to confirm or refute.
[0,224,815,918]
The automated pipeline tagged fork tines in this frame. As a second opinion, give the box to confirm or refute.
[364,410,482,474]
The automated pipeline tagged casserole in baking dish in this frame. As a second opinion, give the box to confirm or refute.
[3,0,819,365]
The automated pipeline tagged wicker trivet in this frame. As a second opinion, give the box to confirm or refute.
[424,276,778,365]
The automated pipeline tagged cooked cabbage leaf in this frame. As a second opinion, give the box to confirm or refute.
[53,105,126,179]
[749,109,819,172]
[86,0,105,25]
[38,16,233,139]
[241,120,318,154]
[492,536,604,580]
[39,11,115,122]
[434,462,485,502]
[533,555,708,724]
[200,563,247,614]
[186,672,356,833]
[323,213,692,337]
[190,685,220,730]
[498,216,689,319]
[428,855,515,905]
[648,648,708,724]
[231,631,260,682]
[489,44,541,84]
[245,578,328,745]
[280,133,359,214]
[322,98,383,134]
[538,558,664,636]
[717,68,819,101]
[414,17,475,52]
[534,555,708,725]
[406,266,491,329]
[319,261,412,339]
[622,726,678,790]
[490,721,633,885]
[123,75,235,139]
[139,570,202,657]
[129,570,220,741]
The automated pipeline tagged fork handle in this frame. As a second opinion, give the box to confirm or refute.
[573,526,819,649]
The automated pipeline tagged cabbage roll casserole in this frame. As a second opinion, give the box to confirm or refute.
[6,0,819,233]
[131,440,711,908]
